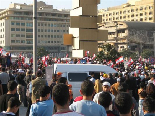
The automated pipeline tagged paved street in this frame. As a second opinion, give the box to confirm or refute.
[19,105,27,116]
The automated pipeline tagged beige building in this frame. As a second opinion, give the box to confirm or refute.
[100,21,155,55]
[64,0,108,58]
[98,0,155,23]
[0,1,70,57]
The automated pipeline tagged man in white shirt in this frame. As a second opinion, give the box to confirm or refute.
[93,81,115,110]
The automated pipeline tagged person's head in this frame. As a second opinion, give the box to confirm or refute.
[143,97,155,114]
[115,92,133,115]
[7,97,21,114]
[140,82,145,89]
[90,72,95,77]
[36,70,42,77]
[98,92,112,109]
[108,73,112,78]
[7,81,17,94]
[118,83,128,93]
[117,78,121,83]
[57,77,68,85]
[2,67,5,72]
[139,90,147,99]
[39,86,51,100]
[80,80,94,97]
[146,83,155,95]
[144,72,149,78]
[52,84,70,106]
[102,82,111,92]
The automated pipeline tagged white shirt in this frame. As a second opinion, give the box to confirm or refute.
[93,91,115,110]
[53,111,83,116]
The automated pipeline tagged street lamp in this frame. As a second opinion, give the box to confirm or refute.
[33,0,37,75]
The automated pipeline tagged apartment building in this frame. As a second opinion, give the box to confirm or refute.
[0,1,70,56]
[98,0,155,23]
[100,21,155,55]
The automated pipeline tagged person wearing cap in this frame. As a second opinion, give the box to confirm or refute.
[56,72,62,81]
[93,81,115,110]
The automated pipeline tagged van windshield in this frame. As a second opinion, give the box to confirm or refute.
[68,73,88,82]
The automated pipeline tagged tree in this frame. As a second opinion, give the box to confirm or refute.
[141,49,153,59]
[96,44,121,62]
[120,49,138,59]
[37,47,48,58]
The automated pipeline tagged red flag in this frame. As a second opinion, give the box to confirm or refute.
[66,54,69,58]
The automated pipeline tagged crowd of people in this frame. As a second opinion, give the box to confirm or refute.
[0,58,154,116]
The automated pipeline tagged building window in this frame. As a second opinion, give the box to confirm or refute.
[57,30,59,32]
[26,40,33,44]
[48,35,50,38]
[11,22,15,25]
[16,34,20,37]
[26,23,33,27]
[45,35,47,38]
[48,41,50,43]
[38,23,40,26]
[41,29,43,32]
[21,23,25,26]
[21,28,25,31]
[51,24,53,27]
[11,34,16,37]
[48,29,50,32]
[131,14,134,17]
[149,17,153,20]
[21,40,25,43]
[57,35,59,38]
[54,30,56,32]
[16,22,20,26]
[51,35,53,38]
[145,12,147,15]
[51,30,53,32]
[16,28,20,31]
[131,9,134,12]
[26,29,33,32]
[26,35,33,38]
[11,28,15,31]
[38,29,40,32]
[140,18,143,21]
[54,35,56,38]
[140,13,143,16]
[21,35,25,37]
[149,6,153,9]
[149,12,153,15]
[136,8,138,11]
[63,30,65,32]
[11,40,15,43]
[16,40,20,43]
[45,29,47,32]
[140,7,143,11]
[38,35,40,38]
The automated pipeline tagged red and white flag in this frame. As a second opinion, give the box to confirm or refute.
[116,56,124,64]
[127,58,134,66]
[92,54,96,60]
[107,60,114,68]
[66,54,69,58]
[85,51,89,57]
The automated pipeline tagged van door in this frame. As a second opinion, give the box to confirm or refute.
[67,72,88,99]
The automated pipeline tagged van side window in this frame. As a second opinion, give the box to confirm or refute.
[68,73,88,82]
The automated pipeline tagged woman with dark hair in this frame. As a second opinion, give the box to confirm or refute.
[146,83,155,99]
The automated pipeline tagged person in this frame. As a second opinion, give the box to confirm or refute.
[56,72,62,80]
[138,90,147,116]
[0,97,21,116]
[113,83,139,116]
[30,70,47,103]
[98,92,118,116]
[110,78,120,96]
[52,84,83,116]
[0,67,10,94]
[0,80,3,96]
[69,80,106,116]
[29,86,54,116]
[115,92,133,116]
[0,81,19,116]
[94,79,102,93]
[146,83,155,99]
[89,72,96,84]
[143,97,155,116]
[93,81,115,110]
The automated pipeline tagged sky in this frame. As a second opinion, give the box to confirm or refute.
[0,0,128,10]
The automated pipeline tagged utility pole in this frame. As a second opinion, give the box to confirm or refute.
[33,0,37,75]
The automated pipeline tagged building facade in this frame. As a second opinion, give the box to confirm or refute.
[0,1,70,57]
[99,21,155,55]
[98,0,155,23]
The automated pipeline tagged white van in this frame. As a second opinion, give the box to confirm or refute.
[52,64,117,98]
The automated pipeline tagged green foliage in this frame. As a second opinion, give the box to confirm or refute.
[141,49,153,59]
[37,47,48,57]
[96,44,121,62]
[120,49,138,59]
